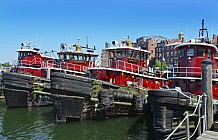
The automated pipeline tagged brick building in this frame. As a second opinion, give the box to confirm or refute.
[155,32,184,67]
[136,35,167,66]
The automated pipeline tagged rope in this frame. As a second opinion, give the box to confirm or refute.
[165,95,202,140]
[189,96,202,139]
[165,115,188,140]
[168,87,198,102]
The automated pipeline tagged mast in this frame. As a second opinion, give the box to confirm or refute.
[199,19,209,43]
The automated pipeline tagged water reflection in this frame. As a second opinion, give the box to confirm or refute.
[0,101,152,140]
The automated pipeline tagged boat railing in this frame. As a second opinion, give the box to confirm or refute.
[59,62,83,72]
[166,67,218,79]
[17,58,42,67]
[41,60,56,68]
[93,59,161,77]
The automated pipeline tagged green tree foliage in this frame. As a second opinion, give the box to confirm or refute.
[155,61,168,70]
[1,62,10,67]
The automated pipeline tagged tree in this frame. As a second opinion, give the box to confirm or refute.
[155,61,161,68]
[2,62,10,67]
[155,61,168,70]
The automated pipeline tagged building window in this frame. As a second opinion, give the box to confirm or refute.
[167,52,169,56]
[151,50,154,53]
[174,59,178,64]
[170,52,173,56]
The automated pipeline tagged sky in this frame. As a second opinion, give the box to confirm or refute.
[0,0,218,63]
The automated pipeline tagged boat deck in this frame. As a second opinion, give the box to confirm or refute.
[197,131,218,140]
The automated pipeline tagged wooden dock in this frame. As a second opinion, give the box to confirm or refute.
[197,131,218,140]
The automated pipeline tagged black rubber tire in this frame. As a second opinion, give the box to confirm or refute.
[3,72,33,81]
[3,81,32,90]
[3,75,33,84]
[51,77,92,88]
[148,89,191,99]
[113,90,134,102]
[51,72,93,83]
[52,86,91,96]
[148,96,190,106]
[51,81,91,92]
[102,81,120,89]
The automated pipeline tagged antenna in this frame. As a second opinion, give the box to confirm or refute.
[35,35,38,47]
[186,26,188,41]
[39,36,42,49]
[199,19,208,42]
[77,38,80,45]
[86,36,88,49]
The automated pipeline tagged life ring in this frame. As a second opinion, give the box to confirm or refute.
[82,66,88,72]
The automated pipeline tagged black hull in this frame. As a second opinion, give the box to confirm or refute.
[2,72,52,107]
[53,94,85,122]
[4,88,28,107]
[51,72,147,122]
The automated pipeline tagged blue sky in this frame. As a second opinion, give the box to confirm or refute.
[0,0,218,63]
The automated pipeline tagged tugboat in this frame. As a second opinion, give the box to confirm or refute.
[2,38,98,107]
[146,19,217,140]
[51,37,166,122]
[167,19,218,99]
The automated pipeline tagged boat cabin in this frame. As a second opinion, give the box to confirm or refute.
[57,43,98,73]
[175,41,218,77]
[88,37,165,89]
[16,42,55,77]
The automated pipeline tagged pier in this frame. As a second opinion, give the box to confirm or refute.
[145,58,218,139]
[197,131,218,140]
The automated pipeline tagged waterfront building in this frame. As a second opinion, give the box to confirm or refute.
[155,32,184,68]
[136,35,167,66]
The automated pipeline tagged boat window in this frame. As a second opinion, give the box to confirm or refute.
[215,52,218,58]
[18,52,21,58]
[91,56,97,61]
[85,55,91,61]
[122,50,127,57]
[144,54,149,60]
[116,50,124,58]
[127,50,133,58]
[109,51,114,58]
[180,49,185,57]
[59,54,64,59]
[78,55,83,60]
[20,52,27,57]
[133,51,139,59]
[208,49,211,58]
[141,53,144,60]
[187,48,194,57]
[66,54,71,60]
[27,52,32,56]
[197,49,205,56]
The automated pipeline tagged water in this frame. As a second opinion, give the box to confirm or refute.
[0,101,153,140]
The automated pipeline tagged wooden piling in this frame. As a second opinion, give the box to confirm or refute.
[201,58,213,130]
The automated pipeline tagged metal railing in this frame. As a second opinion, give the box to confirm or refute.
[166,67,218,79]
[95,59,161,77]
[165,89,207,140]
[17,58,42,67]
[16,58,97,73]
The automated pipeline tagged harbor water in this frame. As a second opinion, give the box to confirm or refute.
[0,101,153,140]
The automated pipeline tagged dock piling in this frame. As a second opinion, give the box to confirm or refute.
[201,58,213,130]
